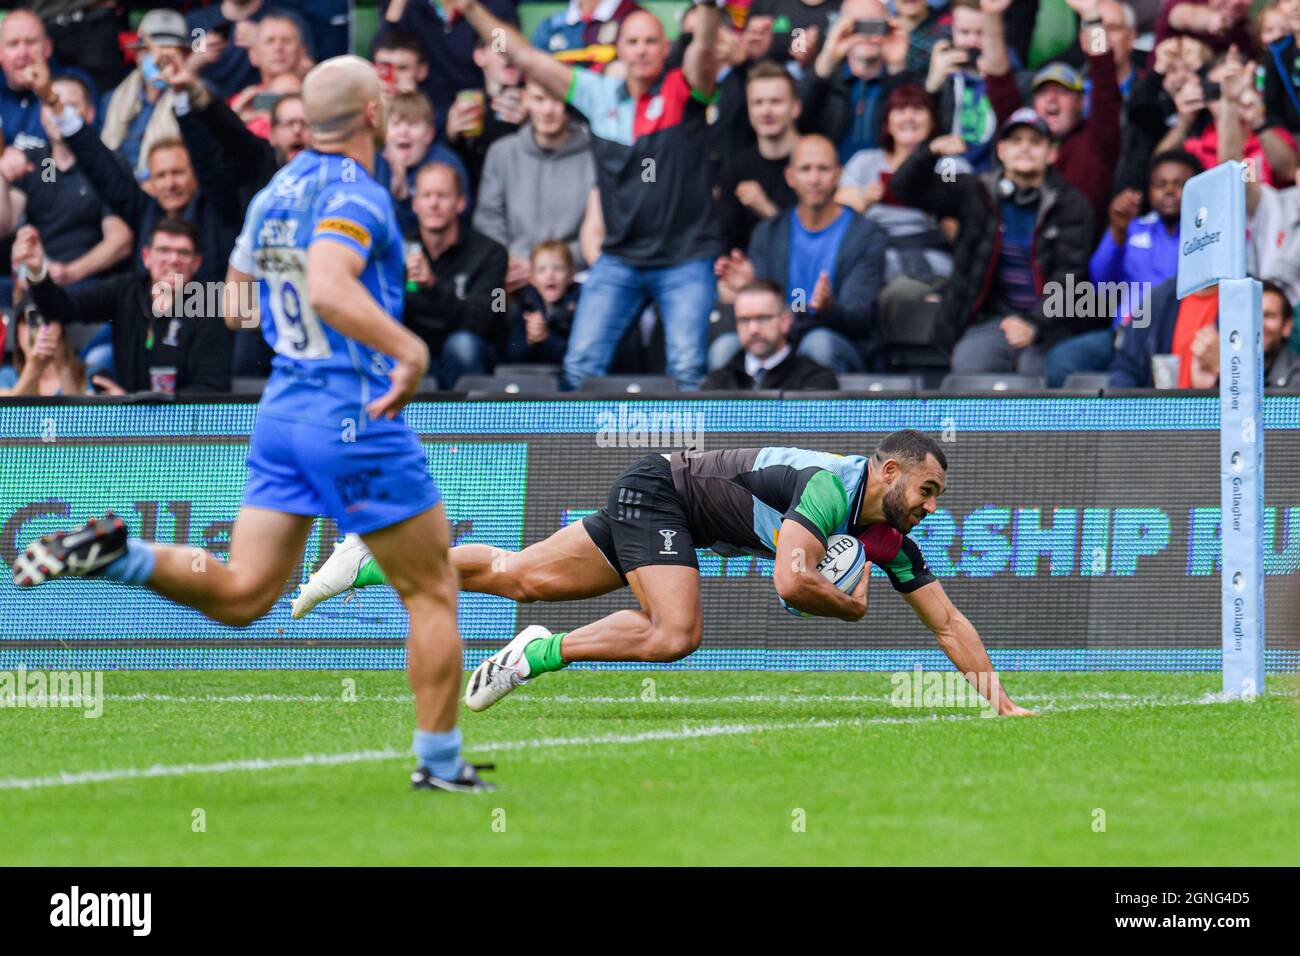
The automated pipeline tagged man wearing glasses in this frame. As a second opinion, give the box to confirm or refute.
[13,218,232,395]
[700,279,839,390]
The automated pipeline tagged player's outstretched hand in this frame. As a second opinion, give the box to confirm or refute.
[367,339,429,420]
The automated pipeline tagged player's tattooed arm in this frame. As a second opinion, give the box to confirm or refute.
[902,582,1036,716]
[773,519,870,622]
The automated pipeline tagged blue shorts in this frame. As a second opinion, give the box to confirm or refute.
[242,412,441,535]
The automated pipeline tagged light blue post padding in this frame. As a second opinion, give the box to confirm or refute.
[1177,162,1247,299]
[1219,278,1266,697]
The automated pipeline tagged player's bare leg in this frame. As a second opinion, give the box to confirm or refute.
[361,504,461,734]
[464,562,702,711]
[147,508,314,625]
[362,502,494,790]
[559,565,702,662]
[292,518,623,617]
[14,507,314,629]
[453,521,625,602]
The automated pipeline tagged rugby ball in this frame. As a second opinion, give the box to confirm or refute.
[780,533,868,618]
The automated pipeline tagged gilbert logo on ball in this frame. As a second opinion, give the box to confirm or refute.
[780,534,867,618]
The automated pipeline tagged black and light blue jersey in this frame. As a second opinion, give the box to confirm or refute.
[666,447,935,593]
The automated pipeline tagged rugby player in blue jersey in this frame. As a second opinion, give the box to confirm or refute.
[294,429,1035,718]
[12,56,493,792]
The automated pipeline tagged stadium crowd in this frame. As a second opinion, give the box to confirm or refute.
[2,0,1300,396]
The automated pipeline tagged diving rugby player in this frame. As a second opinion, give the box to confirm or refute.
[294,429,1034,717]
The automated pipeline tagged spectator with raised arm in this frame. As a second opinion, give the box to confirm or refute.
[0,75,133,287]
[474,78,596,291]
[801,0,920,163]
[1157,48,1297,187]
[443,0,726,389]
[29,62,242,286]
[0,10,97,154]
[925,0,998,171]
[981,0,1122,236]
[443,37,528,196]
[1155,0,1257,57]
[98,10,190,182]
[376,0,521,122]
[532,0,646,67]
[229,13,313,138]
[715,135,887,373]
[0,295,88,397]
[13,219,232,395]
[161,52,312,208]
[890,111,1094,374]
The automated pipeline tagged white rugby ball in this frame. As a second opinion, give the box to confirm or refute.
[780,533,867,618]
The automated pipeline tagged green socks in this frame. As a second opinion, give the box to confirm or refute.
[354,557,388,588]
[524,632,568,676]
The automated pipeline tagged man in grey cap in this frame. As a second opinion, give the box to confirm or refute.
[99,9,189,181]
[978,0,1122,235]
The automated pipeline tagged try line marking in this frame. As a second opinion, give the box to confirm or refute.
[0,694,1248,792]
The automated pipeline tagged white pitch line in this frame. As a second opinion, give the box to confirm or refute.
[27,689,1183,706]
[0,694,1251,792]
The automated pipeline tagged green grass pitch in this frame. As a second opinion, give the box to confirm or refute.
[1,670,1295,866]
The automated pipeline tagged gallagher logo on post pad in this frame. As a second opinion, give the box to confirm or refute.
[1177,162,1247,298]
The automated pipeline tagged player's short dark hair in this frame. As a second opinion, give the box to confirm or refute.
[374,30,428,63]
[1262,280,1293,319]
[148,217,199,250]
[1148,148,1203,180]
[875,429,947,471]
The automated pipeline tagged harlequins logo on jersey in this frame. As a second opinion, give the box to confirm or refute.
[659,530,678,554]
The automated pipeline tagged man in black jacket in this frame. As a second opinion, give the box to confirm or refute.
[403,162,508,388]
[890,108,1095,372]
[14,218,231,394]
[701,279,838,391]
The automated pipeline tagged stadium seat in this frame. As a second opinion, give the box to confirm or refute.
[578,375,679,394]
[455,374,559,394]
[836,373,922,393]
[940,373,1046,392]
[229,376,269,395]
[1062,373,1111,391]
[492,363,561,378]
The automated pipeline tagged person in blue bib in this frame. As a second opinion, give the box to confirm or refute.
[12,55,490,794]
